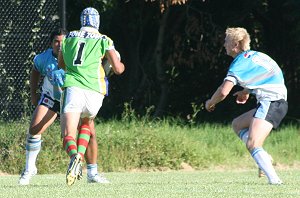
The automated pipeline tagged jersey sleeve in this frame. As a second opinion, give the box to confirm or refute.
[102,35,115,51]
[224,75,238,85]
[224,53,252,87]
[224,58,244,85]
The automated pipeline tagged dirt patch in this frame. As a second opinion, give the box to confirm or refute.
[180,162,195,171]
[128,163,195,172]
[273,162,300,170]
[0,171,9,176]
[129,167,172,172]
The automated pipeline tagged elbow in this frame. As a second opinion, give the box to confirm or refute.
[219,91,228,99]
[218,87,229,99]
[219,93,229,101]
[113,64,125,75]
[114,68,124,75]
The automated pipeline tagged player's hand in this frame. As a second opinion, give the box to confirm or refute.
[233,90,249,104]
[205,99,215,112]
[51,69,65,87]
[46,63,57,81]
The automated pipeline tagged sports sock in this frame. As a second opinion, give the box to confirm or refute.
[87,164,98,177]
[77,125,91,159]
[238,128,249,144]
[25,134,41,172]
[63,136,77,158]
[251,148,281,184]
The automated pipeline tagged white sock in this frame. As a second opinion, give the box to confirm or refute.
[25,134,41,172]
[251,148,281,184]
[87,164,98,177]
[238,128,249,144]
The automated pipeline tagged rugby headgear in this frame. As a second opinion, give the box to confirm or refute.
[80,7,100,30]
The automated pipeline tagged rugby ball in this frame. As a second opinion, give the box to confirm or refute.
[103,50,121,76]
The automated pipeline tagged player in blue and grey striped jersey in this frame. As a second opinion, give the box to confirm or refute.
[205,27,288,185]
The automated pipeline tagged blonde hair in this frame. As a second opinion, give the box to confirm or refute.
[225,27,251,51]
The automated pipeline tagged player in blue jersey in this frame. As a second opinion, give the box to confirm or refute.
[19,28,109,185]
[205,27,288,185]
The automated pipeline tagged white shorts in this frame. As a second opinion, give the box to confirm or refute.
[61,86,104,118]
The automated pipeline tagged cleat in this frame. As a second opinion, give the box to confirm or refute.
[269,179,283,185]
[258,168,265,178]
[87,174,110,184]
[66,153,82,186]
[77,165,83,180]
[18,168,37,185]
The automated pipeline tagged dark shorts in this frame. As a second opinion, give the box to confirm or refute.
[38,93,60,113]
[254,99,288,128]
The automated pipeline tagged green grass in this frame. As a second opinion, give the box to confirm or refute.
[1,170,300,198]
[1,118,300,197]
[1,119,300,174]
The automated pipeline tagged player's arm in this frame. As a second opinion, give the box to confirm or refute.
[30,67,41,106]
[58,50,66,70]
[105,49,125,75]
[205,80,234,112]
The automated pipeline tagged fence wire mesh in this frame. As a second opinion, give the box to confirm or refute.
[0,0,60,121]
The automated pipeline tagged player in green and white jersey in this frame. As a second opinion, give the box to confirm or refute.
[58,7,125,186]
[18,28,108,186]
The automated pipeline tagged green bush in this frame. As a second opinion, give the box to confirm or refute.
[0,118,299,174]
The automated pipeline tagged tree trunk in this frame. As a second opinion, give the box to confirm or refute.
[153,9,170,117]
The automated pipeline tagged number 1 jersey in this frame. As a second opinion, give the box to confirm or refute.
[61,29,115,95]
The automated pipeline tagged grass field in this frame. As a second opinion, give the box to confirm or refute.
[1,169,300,198]
[1,120,299,197]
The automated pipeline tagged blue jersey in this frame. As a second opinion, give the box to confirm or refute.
[224,50,287,102]
[33,49,62,101]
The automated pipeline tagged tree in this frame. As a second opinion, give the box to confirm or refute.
[66,0,300,122]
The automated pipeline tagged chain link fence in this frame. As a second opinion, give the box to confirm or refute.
[0,0,60,121]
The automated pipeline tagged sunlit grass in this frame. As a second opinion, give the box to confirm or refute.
[1,170,300,198]
[1,120,300,174]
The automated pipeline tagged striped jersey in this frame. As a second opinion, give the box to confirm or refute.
[224,50,287,102]
[61,28,115,94]
[33,48,62,101]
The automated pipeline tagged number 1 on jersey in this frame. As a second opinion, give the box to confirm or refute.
[73,41,86,66]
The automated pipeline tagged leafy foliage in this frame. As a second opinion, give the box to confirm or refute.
[0,119,299,174]
[3,0,300,122]
[93,0,300,123]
